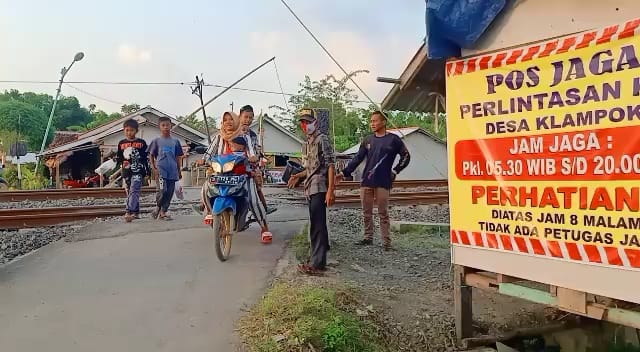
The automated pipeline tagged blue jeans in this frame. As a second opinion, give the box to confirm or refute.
[125,174,143,214]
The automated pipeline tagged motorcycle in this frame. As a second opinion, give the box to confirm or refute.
[203,152,251,262]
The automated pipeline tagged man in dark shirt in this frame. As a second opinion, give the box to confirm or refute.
[338,111,410,250]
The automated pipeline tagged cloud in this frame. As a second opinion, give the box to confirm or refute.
[117,44,152,64]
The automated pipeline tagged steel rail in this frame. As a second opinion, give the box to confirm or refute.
[0,187,156,202]
[0,202,195,229]
[1,191,448,229]
[267,179,448,190]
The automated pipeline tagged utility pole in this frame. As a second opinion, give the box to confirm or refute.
[16,114,22,189]
[191,75,212,144]
[36,52,84,172]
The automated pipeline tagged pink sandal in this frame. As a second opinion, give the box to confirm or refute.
[261,232,273,244]
[203,214,213,225]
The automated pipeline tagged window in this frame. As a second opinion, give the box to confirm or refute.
[274,155,289,167]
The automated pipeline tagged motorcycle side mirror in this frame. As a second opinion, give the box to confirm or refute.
[194,146,207,154]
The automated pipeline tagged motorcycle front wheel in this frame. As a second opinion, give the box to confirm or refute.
[213,209,234,262]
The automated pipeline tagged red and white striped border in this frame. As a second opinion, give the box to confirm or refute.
[446,18,640,77]
[451,230,640,269]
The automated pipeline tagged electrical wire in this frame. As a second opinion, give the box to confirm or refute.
[0,79,376,105]
[272,59,289,111]
[65,83,126,106]
[277,0,446,177]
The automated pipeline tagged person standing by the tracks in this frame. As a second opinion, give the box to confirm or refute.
[116,118,149,223]
[287,108,336,275]
[337,111,411,251]
[149,116,184,221]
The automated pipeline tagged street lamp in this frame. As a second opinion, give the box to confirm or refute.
[35,52,85,172]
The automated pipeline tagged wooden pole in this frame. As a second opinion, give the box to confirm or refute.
[173,57,275,131]
[454,265,473,342]
[55,160,61,189]
[434,95,439,133]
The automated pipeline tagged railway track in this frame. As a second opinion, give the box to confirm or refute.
[267,179,448,190]
[0,187,156,202]
[0,180,448,202]
[0,191,449,229]
[0,202,197,229]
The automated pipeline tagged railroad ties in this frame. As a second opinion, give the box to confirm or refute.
[0,180,449,229]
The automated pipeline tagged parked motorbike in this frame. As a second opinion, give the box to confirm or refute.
[203,152,251,261]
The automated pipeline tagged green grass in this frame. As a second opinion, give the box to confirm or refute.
[291,223,310,263]
[393,224,451,250]
[237,282,386,352]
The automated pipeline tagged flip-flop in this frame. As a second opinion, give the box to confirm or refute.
[203,214,213,225]
[265,207,277,215]
[261,231,273,244]
[297,264,323,276]
[159,214,173,221]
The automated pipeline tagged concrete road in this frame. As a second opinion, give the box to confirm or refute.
[0,207,307,352]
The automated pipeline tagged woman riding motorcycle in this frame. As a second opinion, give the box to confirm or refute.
[197,111,273,244]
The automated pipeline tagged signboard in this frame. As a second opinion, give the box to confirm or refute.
[10,141,27,157]
[447,19,640,273]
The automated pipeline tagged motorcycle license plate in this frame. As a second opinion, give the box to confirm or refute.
[209,175,242,185]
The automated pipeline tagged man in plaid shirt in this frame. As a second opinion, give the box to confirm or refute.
[287,108,336,275]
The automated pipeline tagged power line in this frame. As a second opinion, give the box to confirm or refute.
[0,79,379,105]
[277,0,446,177]
[65,83,126,106]
[0,80,192,85]
[272,59,289,111]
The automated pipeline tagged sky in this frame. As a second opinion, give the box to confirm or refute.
[0,0,425,123]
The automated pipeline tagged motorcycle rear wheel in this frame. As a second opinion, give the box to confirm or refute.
[213,210,234,262]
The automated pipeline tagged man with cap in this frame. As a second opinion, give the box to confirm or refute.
[287,108,336,275]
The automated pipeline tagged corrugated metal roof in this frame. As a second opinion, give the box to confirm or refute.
[339,127,444,155]
[41,106,208,156]
[380,43,446,113]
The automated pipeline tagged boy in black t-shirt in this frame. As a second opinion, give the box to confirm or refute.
[116,119,149,222]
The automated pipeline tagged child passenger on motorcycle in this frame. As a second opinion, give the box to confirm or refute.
[198,111,273,244]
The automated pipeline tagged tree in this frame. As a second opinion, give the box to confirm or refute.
[0,100,49,150]
[86,110,122,129]
[386,111,447,141]
[0,130,20,155]
[120,103,141,115]
[0,90,92,131]
[270,71,370,152]
[52,96,93,130]
[178,115,211,133]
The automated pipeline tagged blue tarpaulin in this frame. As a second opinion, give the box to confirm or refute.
[425,0,507,59]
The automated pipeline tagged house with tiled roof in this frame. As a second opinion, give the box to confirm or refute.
[41,106,208,188]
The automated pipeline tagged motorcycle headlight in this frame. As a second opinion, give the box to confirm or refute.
[211,162,222,174]
[223,161,235,173]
